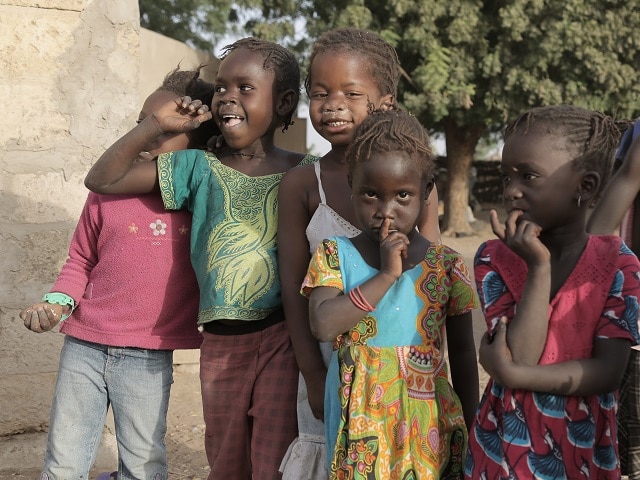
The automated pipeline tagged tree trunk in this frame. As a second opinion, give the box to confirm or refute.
[441,119,486,237]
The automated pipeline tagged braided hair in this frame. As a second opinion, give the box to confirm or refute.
[305,27,400,102]
[346,109,435,186]
[220,37,300,131]
[505,105,629,197]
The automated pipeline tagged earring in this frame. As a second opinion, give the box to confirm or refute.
[577,195,582,208]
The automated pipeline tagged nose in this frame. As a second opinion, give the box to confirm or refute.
[375,201,394,219]
[322,93,346,113]
[219,91,237,105]
[503,180,522,201]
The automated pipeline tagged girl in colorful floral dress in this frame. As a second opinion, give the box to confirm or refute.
[303,109,479,479]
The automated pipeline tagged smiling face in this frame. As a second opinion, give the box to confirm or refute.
[351,150,429,243]
[137,89,192,161]
[501,130,582,230]
[307,52,393,148]
[212,47,279,149]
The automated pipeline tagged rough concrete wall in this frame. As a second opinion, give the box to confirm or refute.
[0,0,308,444]
[139,28,219,100]
[0,0,140,438]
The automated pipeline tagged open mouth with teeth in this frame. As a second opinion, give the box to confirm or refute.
[221,114,244,127]
[325,120,349,127]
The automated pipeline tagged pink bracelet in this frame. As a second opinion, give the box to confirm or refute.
[348,286,376,312]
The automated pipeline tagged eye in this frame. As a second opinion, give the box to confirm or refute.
[214,85,226,93]
[240,85,254,92]
[397,191,410,199]
[310,91,327,99]
[523,172,538,180]
[345,92,364,99]
[363,190,377,198]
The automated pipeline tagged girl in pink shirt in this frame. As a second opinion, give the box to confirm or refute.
[19,66,218,480]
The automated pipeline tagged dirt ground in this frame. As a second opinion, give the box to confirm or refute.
[0,205,499,480]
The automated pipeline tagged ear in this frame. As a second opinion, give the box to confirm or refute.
[276,89,298,118]
[577,171,601,206]
[378,94,395,111]
[424,177,435,202]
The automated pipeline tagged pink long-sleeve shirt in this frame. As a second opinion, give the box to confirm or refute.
[52,192,202,350]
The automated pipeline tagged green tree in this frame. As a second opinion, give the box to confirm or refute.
[251,0,640,235]
[141,0,640,235]
[138,0,308,55]
[139,0,241,52]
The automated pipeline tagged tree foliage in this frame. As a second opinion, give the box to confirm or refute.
[140,0,640,234]
[139,0,241,51]
[139,0,309,55]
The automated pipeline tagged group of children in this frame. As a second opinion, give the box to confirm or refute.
[19,25,640,480]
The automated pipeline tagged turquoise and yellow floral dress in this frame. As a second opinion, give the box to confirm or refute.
[302,236,478,479]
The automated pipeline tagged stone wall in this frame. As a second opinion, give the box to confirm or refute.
[0,0,140,440]
[0,5,308,471]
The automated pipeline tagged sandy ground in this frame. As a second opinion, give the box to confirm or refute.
[0,206,499,480]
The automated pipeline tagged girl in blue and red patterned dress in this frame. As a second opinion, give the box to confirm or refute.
[465,105,640,479]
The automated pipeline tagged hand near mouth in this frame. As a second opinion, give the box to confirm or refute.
[490,209,549,265]
[379,218,409,279]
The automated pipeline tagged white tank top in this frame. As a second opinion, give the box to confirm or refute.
[295,161,360,443]
[305,161,360,253]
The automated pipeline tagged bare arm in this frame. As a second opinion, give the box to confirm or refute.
[506,262,551,365]
[489,209,552,365]
[310,220,404,342]
[446,312,479,430]
[309,273,396,342]
[480,318,631,396]
[85,97,211,194]
[277,167,327,419]
[417,186,441,243]
[588,134,640,235]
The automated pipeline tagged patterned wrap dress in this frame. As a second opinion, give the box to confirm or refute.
[302,236,479,479]
[465,236,640,480]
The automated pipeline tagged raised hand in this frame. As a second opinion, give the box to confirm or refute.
[150,96,212,135]
[490,209,550,266]
[378,218,409,280]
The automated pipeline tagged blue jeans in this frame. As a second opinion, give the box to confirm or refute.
[41,336,173,480]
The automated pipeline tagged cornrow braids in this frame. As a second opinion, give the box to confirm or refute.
[158,64,218,148]
[346,109,435,184]
[505,105,630,198]
[220,37,300,131]
[305,27,400,101]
